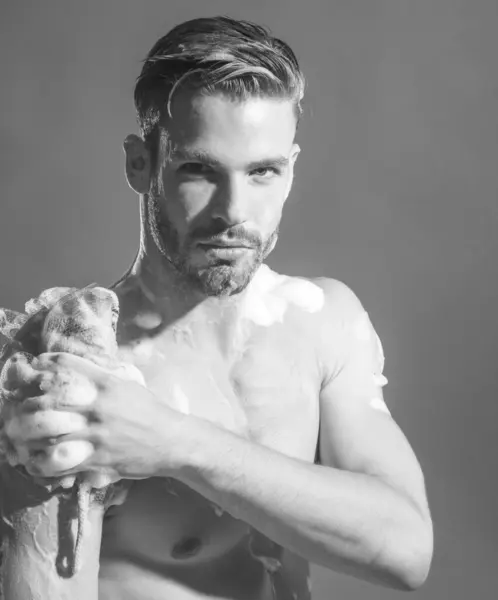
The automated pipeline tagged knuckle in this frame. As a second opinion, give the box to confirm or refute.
[22,395,51,414]
[36,352,66,369]
[51,352,69,367]
[96,374,111,394]
[88,404,103,424]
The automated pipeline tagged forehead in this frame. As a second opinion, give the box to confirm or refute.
[164,91,297,163]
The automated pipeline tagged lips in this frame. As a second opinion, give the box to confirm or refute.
[197,240,252,249]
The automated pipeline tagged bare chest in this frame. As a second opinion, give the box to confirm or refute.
[100,317,321,569]
[119,321,321,459]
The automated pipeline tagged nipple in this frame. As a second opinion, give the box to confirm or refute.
[171,536,203,559]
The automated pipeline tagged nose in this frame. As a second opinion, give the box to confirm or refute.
[210,175,249,227]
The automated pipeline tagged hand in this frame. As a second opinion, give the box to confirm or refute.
[1,352,182,480]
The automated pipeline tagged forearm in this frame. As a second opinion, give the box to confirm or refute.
[0,464,101,600]
[166,415,431,590]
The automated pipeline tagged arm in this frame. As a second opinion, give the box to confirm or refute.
[11,281,432,591]
[0,285,121,600]
[0,347,104,600]
[0,462,104,600]
[162,280,433,590]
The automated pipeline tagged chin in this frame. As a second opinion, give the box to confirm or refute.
[189,262,260,297]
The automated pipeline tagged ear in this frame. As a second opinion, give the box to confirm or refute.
[123,134,151,195]
[284,143,301,200]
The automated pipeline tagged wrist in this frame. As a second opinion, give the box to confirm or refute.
[157,411,242,486]
[156,408,208,478]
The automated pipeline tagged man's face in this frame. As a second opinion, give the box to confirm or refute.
[147,91,300,297]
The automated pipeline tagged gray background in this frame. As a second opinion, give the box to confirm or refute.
[1,0,497,597]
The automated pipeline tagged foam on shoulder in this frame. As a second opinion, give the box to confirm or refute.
[241,265,325,327]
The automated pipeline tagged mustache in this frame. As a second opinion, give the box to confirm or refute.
[189,225,261,247]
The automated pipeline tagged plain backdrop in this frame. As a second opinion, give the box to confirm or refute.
[1,1,497,598]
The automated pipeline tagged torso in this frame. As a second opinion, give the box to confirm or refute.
[98,265,326,600]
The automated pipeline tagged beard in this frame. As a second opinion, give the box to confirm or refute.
[147,196,279,297]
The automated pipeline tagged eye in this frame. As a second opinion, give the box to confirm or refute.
[177,163,213,176]
[250,166,280,179]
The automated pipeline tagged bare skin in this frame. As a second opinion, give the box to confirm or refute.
[100,266,325,600]
[0,92,433,599]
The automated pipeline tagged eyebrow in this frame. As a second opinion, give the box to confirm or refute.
[169,148,289,171]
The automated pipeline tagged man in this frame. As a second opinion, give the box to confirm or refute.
[0,16,432,600]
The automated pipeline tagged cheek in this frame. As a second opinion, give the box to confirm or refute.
[254,184,286,227]
[179,181,216,216]
[164,177,216,221]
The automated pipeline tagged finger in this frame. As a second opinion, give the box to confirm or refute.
[32,367,99,410]
[24,425,102,451]
[34,428,110,475]
[26,439,95,477]
[32,352,75,370]
[1,352,43,392]
[47,427,104,445]
[12,393,57,414]
[33,353,107,404]
[17,392,95,415]
[25,440,95,476]
[5,409,88,444]
[34,352,107,383]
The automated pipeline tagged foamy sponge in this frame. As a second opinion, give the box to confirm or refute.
[0,285,145,574]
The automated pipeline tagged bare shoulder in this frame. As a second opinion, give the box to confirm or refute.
[267,270,366,335]
[257,270,374,372]
[308,276,365,320]
[258,267,359,314]
[268,273,382,387]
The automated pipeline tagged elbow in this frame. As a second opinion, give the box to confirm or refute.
[382,515,434,591]
[393,545,433,592]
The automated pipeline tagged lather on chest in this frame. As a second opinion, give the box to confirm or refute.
[101,323,322,568]
[117,323,321,458]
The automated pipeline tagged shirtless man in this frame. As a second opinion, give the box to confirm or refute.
[0,16,433,600]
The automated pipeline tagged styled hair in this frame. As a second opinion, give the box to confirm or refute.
[134,16,305,158]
